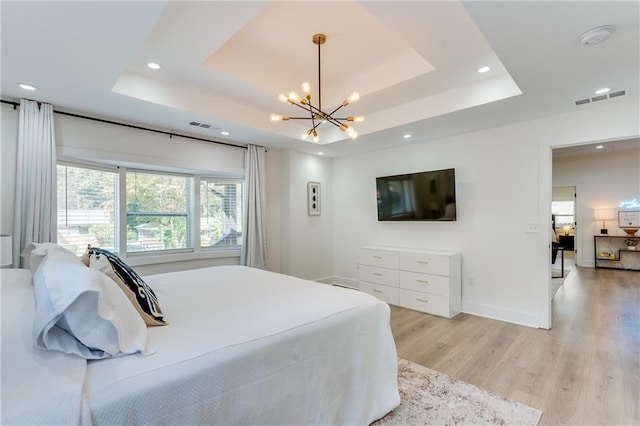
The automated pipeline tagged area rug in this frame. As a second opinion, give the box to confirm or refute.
[373,358,542,425]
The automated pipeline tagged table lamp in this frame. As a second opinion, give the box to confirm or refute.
[594,208,614,235]
[1,235,12,267]
[563,225,571,236]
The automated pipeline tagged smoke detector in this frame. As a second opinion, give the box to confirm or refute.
[579,25,613,46]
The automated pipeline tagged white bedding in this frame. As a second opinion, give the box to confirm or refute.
[1,269,90,425]
[2,265,400,425]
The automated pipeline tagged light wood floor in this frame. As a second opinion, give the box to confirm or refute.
[390,265,639,425]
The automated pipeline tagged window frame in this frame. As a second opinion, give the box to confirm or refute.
[57,160,120,256]
[199,177,245,251]
[124,168,194,255]
[551,200,575,231]
[56,158,243,266]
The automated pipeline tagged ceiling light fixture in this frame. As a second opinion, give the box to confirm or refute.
[147,62,161,70]
[403,134,412,139]
[579,25,613,46]
[477,66,491,73]
[270,33,363,143]
[221,131,230,136]
[595,88,610,94]
[17,82,37,91]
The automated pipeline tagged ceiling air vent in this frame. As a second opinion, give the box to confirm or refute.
[189,121,215,129]
[575,89,627,106]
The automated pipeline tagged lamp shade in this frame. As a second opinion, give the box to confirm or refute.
[563,225,571,235]
[594,208,614,221]
[0,235,12,266]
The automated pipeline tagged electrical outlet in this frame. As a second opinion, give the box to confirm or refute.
[527,223,539,233]
[466,277,475,286]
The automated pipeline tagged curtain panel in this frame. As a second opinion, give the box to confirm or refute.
[241,144,267,268]
[13,99,57,267]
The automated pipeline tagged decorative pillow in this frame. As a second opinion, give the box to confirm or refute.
[86,246,167,326]
[33,247,152,359]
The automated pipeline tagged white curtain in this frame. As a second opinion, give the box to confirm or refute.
[241,144,267,268]
[13,99,57,267]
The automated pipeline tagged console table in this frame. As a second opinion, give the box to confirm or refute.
[594,235,640,271]
[358,246,461,318]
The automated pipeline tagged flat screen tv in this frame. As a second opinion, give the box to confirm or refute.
[376,168,456,221]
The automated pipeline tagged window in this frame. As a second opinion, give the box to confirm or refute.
[552,201,575,229]
[56,161,243,259]
[126,171,191,253]
[57,163,118,256]
[200,179,243,248]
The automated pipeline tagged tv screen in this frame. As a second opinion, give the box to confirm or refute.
[376,168,456,221]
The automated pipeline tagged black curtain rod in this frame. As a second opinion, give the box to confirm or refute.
[1,99,256,151]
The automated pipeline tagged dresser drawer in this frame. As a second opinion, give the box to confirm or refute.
[359,265,399,286]
[399,252,450,276]
[360,281,399,305]
[399,271,449,296]
[360,249,399,269]
[399,289,450,317]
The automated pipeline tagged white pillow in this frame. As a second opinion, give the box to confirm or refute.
[32,246,153,359]
[21,242,79,277]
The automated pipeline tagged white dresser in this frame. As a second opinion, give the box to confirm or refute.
[359,246,462,318]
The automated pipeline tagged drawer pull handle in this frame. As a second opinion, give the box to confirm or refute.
[372,289,383,293]
[372,273,383,276]
[416,298,429,303]
[416,260,429,264]
[417,279,429,284]
[372,256,383,259]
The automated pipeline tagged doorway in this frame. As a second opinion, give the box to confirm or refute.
[552,186,577,264]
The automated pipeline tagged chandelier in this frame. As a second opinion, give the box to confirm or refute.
[270,33,364,143]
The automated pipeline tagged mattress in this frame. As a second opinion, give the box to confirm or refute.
[2,265,399,425]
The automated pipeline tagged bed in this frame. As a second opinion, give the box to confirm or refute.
[1,262,400,425]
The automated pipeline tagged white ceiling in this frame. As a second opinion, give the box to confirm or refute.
[2,1,638,158]
[553,137,640,158]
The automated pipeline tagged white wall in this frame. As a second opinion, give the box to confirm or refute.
[265,149,284,273]
[56,113,244,175]
[266,149,334,281]
[553,147,640,267]
[329,98,639,328]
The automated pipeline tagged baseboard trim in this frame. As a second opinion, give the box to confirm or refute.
[462,301,541,329]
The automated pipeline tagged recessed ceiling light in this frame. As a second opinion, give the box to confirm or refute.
[317,152,323,156]
[595,145,604,149]
[477,66,491,73]
[221,131,230,136]
[595,88,610,95]
[403,134,412,139]
[147,62,162,70]
[17,82,37,91]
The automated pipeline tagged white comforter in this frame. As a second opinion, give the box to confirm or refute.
[1,269,90,425]
[2,265,400,425]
